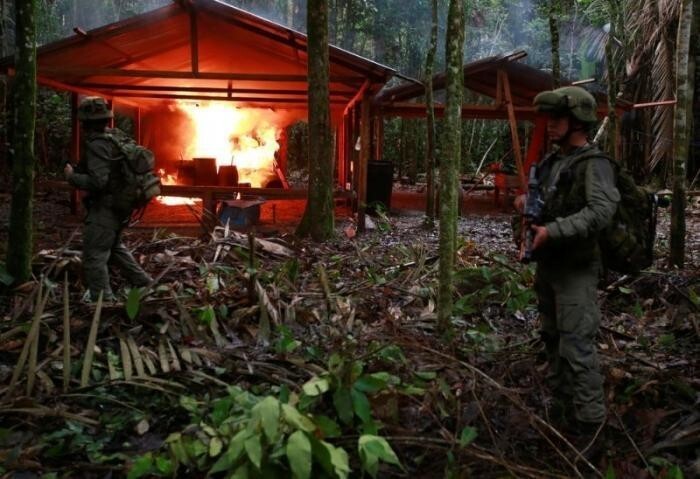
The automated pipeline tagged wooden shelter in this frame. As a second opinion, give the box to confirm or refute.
[376,50,633,191]
[0,0,394,219]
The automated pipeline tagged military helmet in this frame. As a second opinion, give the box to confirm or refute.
[533,86,598,124]
[78,96,113,121]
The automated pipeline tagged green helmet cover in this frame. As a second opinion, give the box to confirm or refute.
[533,86,598,124]
[78,96,114,121]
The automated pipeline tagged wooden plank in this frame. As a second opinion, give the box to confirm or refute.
[343,79,370,115]
[77,83,353,97]
[499,69,526,191]
[381,103,535,120]
[101,92,347,104]
[524,115,547,173]
[358,93,371,233]
[39,67,365,84]
[159,184,353,199]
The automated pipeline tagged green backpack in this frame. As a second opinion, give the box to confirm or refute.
[571,151,664,274]
[104,129,161,215]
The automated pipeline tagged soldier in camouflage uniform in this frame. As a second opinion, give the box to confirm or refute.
[517,86,620,427]
[64,97,152,302]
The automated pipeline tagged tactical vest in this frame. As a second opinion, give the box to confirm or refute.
[537,146,605,266]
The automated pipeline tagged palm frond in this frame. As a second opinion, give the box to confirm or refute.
[648,35,675,172]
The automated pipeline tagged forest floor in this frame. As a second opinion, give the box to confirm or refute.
[0,181,699,479]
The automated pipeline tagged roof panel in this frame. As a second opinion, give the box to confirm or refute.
[0,0,393,107]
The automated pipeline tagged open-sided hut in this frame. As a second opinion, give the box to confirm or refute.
[0,0,395,217]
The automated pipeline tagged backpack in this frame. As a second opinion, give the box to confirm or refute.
[571,151,661,274]
[104,129,161,215]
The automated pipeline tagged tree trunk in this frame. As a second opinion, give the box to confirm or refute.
[296,0,334,241]
[424,0,438,225]
[6,0,37,283]
[287,0,295,28]
[670,0,693,268]
[549,0,561,87]
[438,0,464,333]
[605,0,621,161]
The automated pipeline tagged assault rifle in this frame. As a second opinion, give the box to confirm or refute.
[520,165,545,263]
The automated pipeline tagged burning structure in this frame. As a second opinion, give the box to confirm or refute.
[1,0,394,217]
[1,0,638,226]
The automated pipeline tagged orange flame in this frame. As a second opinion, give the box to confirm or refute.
[156,168,198,205]
[178,101,281,187]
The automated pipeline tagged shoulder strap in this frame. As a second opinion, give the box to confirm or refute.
[567,147,619,174]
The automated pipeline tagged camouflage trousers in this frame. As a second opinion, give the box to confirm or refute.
[83,220,151,301]
[535,260,606,424]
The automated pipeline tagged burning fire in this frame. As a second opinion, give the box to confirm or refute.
[179,101,280,187]
[157,169,198,205]
[156,101,284,206]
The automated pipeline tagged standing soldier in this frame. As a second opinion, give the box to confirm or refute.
[64,97,152,302]
[516,86,620,431]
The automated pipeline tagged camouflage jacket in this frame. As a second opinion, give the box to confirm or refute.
[537,144,620,265]
[68,129,127,227]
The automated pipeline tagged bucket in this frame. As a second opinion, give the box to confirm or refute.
[193,157,218,185]
[218,165,239,186]
[176,163,195,186]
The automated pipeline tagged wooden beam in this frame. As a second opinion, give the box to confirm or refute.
[344,80,370,115]
[37,75,113,99]
[358,93,371,233]
[499,69,526,191]
[381,103,536,120]
[380,102,622,120]
[77,82,353,97]
[194,0,392,81]
[33,4,182,59]
[40,67,365,84]
[72,26,150,70]
[108,92,347,104]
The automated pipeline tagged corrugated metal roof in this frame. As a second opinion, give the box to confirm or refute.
[1,0,395,108]
[377,50,632,111]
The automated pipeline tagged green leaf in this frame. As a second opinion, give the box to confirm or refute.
[211,397,233,427]
[179,396,200,413]
[209,430,249,474]
[351,389,371,423]
[302,376,329,397]
[209,437,223,457]
[127,453,153,479]
[286,431,312,479]
[231,463,250,479]
[359,435,401,466]
[313,415,341,438]
[354,375,387,393]
[155,456,174,475]
[312,439,350,479]
[282,404,315,432]
[667,465,684,479]
[458,427,478,447]
[166,434,191,466]
[252,396,280,443]
[198,305,216,325]
[333,387,354,425]
[244,435,262,469]
[618,286,634,295]
[604,463,616,479]
[126,288,142,320]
